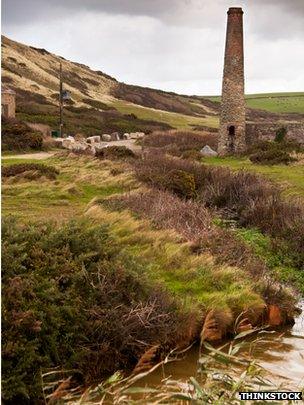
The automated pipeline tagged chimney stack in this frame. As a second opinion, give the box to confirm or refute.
[218,7,246,155]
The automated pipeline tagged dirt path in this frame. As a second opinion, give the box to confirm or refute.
[2,152,55,160]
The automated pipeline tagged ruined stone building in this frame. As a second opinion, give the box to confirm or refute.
[1,86,16,119]
[218,7,246,155]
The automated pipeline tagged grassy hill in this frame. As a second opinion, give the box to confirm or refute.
[1,36,219,133]
[2,35,303,136]
[207,92,304,114]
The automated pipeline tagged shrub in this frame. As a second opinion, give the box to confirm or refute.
[274,127,287,143]
[181,149,202,161]
[95,146,136,160]
[133,154,304,270]
[2,218,184,403]
[249,149,296,165]
[164,169,197,199]
[2,118,43,151]
[2,163,59,180]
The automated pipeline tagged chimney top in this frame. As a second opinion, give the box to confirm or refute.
[227,7,243,15]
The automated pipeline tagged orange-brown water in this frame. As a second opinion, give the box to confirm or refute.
[143,302,304,390]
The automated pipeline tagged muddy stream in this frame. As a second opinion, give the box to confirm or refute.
[142,302,304,391]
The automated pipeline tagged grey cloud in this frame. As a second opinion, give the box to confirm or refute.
[2,0,304,95]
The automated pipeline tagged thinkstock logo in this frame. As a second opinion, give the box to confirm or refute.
[239,392,303,401]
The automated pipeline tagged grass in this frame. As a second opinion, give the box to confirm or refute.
[1,154,137,221]
[111,99,219,130]
[202,156,304,199]
[205,92,304,114]
[86,202,263,313]
[2,152,265,319]
[234,227,304,294]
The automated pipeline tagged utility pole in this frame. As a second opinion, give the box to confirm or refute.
[59,62,63,137]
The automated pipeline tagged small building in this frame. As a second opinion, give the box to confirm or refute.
[1,86,16,119]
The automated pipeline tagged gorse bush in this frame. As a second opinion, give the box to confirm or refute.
[95,145,136,160]
[249,149,296,165]
[1,117,43,151]
[247,139,302,165]
[2,163,59,180]
[274,126,287,143]
[2,218,184,404]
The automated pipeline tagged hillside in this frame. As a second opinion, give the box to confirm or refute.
[2,35,303,136]
[207,92,304,114]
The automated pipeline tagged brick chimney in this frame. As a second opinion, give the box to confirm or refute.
[218,7,246,155]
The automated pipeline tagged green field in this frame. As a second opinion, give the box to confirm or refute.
[206,92,304,114]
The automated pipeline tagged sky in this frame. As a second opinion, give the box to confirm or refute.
[2,0,304,95]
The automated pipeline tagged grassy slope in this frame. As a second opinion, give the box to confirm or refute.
[207,92,304,114]
[1,154,263,313]
[202,156,304,200]
[111,99,219,129]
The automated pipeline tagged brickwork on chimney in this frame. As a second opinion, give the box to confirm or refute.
[218,7,246,155]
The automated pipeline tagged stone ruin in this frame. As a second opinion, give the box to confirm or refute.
[218,8,303,154]
[1,86,16,119]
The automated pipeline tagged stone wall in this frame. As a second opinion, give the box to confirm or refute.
[246,122,304,145]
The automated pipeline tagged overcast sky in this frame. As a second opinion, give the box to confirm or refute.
[2,0,304,95]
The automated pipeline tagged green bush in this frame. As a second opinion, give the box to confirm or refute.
[2,163,59,180]
[249,149,296,165]
[95,145,136,160]
[165,169,197,199]
[274,127,287,143]
[2,218,182,403]
[1,118,43,151]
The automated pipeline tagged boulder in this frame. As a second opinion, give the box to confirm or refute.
[200,309,233,342]
[123,133,130,140]
[268,305,283,326]
[111,132,120,141]
[66,135,75,142]
[130,132,145,139]
[102,134,112,142]
[87,135,101,144]
[200,145,218,157]
[62,139,73,149]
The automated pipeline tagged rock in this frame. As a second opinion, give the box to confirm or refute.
[66,135,75,142]
[200,309,233,342]
[53,138,64,146]
[62,139,73,149]
[110,132,120,141]
[268,305,283,326]
[123,133,130,140]
[130,132,145,139]
[71,142,88,152]
[87,135,101,144]
[236,318,253,333]
[200,145,218,157]
[102,134,112,142]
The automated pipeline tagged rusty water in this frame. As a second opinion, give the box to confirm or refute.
[142,302,304,391]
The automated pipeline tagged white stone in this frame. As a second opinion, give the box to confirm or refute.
[200,145,218,157]
[87,135,101,144]
[123,133,130,140]
[111,132,120,141]
[102,134,112,142]
[130,132,145,139]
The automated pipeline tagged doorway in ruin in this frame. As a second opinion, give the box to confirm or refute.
[228,125,235,152]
